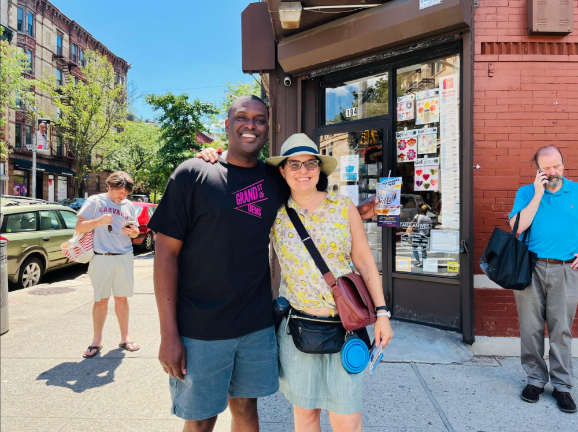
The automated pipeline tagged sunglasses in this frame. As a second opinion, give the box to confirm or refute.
[286,159,321,171]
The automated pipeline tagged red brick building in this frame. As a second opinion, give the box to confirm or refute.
[472,0,578,342]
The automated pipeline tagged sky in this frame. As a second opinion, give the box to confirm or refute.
[51,0,258,121]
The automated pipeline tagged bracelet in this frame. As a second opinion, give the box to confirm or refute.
[375,305,389,312]
[376,311,390,317]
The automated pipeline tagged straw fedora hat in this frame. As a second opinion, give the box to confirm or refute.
[265,133,338,176]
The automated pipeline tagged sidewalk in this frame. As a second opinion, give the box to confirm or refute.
[1,254,576,431]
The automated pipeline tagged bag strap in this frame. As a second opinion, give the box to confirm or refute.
[512,211,532,243]
[284,201,337,288]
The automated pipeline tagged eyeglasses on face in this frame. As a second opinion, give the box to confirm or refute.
[286,159,321,171]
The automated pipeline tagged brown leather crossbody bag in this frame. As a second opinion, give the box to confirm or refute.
[284,202,377,331]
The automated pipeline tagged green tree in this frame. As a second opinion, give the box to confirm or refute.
[100,119,162,191]
[145,92,217,186]
[39,49,127,196]
[0,32,37,158]
[208,78,268,160]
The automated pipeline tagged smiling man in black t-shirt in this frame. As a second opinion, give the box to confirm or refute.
[149,96,289,431]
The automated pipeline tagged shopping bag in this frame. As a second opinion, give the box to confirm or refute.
[479,212,537,291]
[61,195,100,263]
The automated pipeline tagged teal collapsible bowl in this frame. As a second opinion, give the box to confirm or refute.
[341,335,369,374]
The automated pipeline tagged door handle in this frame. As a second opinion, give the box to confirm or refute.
[42,237,50,241]
[460,240,469,254]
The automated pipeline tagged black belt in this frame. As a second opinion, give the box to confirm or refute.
[537,258,573,265]
[94,252,125,256]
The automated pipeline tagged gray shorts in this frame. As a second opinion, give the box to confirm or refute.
[170,326,279,421]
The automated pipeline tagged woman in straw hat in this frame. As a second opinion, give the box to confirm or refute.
[267,133,393,432]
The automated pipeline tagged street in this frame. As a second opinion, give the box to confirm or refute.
[1,253,577,431]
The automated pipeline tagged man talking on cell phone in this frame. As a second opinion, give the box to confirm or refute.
[508,145,578,413]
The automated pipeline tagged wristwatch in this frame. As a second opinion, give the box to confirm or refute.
[375,305,391,318]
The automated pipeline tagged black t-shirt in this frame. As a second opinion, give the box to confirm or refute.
[148,158,289,340]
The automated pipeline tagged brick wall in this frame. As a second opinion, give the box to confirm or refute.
[473,1,578,337]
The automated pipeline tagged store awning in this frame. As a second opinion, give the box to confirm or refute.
[11,158,76,176]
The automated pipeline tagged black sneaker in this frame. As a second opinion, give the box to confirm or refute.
[553,389,577,413]
[521,384,544,403]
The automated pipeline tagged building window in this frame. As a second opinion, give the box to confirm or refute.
[56,106,62,119]
[115,74,124,86]
[73,76,79,86]
[56,136,63,156]
[25,49,33,74]
[15,124,22,148]
[56,34,63,56]
[27,12,34,37]
[80,50,85,67]
[17,8,24,32]
[71,44,78,63]
[56,69,63,88]
[26,125,32,149]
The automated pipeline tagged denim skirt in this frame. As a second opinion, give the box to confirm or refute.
[277,317,365,415]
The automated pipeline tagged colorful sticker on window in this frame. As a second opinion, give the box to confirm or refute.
[396,129,418,163]
[416,89,440,125]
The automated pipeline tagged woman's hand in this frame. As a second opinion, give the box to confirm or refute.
[374,315,394,349]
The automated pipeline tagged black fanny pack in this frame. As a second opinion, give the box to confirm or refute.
[285,309,370,354]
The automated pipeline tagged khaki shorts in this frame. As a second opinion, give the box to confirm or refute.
[88,253,135,301]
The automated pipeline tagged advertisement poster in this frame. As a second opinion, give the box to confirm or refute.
[416,89,440,125]
[340,155,359,181]
[414,158,439,192]
[423,259,439,273]
[430,230,460,254]
[418,127,437,154]
[36,118,51,153]
[376,177,402,227]
[396,129,418,163]
[397,94,415,122]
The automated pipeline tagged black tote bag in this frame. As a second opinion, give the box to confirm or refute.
[479,212,538,291]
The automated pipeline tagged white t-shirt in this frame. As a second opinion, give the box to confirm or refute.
[77,193,139,254]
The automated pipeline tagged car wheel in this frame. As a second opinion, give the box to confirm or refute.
[143,231,154,252]
[17,257,44,289]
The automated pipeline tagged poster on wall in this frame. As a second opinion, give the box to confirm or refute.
[416,90,440,125]
[396,129,418,163]
[417,127,437,154]
[397,94,415,122]
[36,118,51,153]
[376,177,402,227]
[340,155,359,181]
[414,157,439,191]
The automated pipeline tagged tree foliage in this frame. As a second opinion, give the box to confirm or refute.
[39,49,127,196]
[145,92,217,186]
[0,33,37,158]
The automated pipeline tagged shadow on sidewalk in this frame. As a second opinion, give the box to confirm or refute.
[36,349,125,393]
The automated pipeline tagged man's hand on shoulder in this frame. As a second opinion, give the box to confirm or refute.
[196,147,223,164]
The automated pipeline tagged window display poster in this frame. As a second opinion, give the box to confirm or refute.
[418,128,437,154]
[340,155,359,181]
[397,94,415,122]
[430,230,460,254]
[396,129,418,163]
[447,261,460,273]
[416,90,440,125]
[340,185,359,206]
[396,257,411,272]
[414,163,439,192]
[423,259,439,273]
[367,164,378,176]
[376,177,402,227]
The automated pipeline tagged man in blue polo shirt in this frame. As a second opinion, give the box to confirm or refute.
[508,144,578,413]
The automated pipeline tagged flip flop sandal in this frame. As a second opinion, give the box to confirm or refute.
[118,341,140,352]
[83,345,103,359]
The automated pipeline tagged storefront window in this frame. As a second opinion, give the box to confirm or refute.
[13,170,29,197]
[394,55,460,277]
[319,129,384,272]
[325,73,388,125]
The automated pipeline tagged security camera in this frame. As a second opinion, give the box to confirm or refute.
[283,76,292,87]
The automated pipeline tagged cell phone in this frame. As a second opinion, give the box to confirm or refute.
[124,221,137,228]
[537,167,546,187]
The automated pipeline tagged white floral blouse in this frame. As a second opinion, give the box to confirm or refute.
[272,192,352,314]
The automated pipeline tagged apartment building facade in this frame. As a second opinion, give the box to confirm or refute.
[1,0,129,201]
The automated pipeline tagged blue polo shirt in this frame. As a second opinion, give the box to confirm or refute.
[509,178,578,261]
